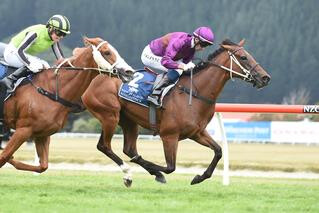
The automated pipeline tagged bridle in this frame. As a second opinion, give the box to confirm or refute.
[180,46,262,105]
[48,41,120,75]
[211,47,260,83]
[91,41,119,73]
[31,40,133,112]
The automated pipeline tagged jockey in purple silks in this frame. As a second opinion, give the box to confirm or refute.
[141,26,215,106]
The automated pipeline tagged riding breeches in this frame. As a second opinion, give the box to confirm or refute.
[141,45,169,72]
[4,43,49,72]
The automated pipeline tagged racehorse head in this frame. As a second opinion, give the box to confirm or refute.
[83,37,134,82]
[209,39,271,89]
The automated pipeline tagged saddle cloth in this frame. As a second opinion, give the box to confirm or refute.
[118,69,175,107]
[0,62,32,101]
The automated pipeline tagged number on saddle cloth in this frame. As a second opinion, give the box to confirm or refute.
[119,69,158,107]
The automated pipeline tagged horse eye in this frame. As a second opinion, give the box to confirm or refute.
[103,51,111,56]
[240,56,247,60]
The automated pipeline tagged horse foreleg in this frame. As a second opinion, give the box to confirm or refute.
[8,136,50,173]
[119,117,166,183]
[0,128,31,168]
[190,130,222,185]
[97,128,132,187]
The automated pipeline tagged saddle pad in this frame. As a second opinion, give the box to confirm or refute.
[119,70,156,107]
[0,64,7,79]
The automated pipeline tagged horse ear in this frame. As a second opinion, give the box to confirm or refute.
[238,39,245,47]
[83,36,91,47]
[220,44,233,50]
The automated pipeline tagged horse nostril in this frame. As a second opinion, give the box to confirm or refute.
[262,76,271,84]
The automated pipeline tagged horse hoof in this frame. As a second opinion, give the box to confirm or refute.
[190,175,202,185]
[155,174,166,184]
[123,178,132,188]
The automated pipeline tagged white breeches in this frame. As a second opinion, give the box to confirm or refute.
[4,43,49,72]
[141,45,169,72]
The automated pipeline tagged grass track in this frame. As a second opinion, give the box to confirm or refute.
[0,169,318,213]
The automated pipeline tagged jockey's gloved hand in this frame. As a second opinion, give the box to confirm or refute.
[27,61,43,73]
[40,60,50,69]
[183,62,195,71]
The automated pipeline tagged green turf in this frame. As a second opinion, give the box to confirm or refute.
[0,169,318,213]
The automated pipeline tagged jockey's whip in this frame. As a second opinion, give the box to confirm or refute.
[188,68,193,105]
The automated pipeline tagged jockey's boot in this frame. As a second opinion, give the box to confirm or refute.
[147,69,180,106]
[147,75,171,106]
[0,66,29,93]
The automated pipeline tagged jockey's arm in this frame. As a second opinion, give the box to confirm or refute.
[16,32,37,66]
[161,39,188,71]
[51,42,64,60]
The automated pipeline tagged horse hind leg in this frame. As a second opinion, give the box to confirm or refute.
[190,130,222,185]
[97,130,133,187]
[0,128,31,168]
[131,134,179,182]
[7,136,50,173]
[119,116,166,184]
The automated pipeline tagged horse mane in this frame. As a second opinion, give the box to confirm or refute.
[207,39,238,61]
[58,40,91,68]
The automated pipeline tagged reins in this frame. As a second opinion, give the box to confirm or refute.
[42,66,117,73]
[30,41,123,112]
[180,47,259,105]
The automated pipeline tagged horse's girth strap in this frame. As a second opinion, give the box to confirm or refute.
[178,85,215,105]
[149,104,158,135]
[36,87,85,113]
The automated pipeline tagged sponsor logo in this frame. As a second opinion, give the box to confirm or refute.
[303,105,319,113]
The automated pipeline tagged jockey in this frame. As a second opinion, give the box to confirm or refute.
[1,14,71,92]
[141,26,214,106]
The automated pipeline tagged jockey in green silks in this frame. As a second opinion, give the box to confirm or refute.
[1,14,71,92]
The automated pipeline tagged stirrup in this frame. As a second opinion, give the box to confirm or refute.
[147,95,160,106]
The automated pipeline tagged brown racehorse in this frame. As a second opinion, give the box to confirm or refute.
[0,37,133,173]
[82,39,271,186]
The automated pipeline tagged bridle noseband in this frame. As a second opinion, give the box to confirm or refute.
[92,41,119,73]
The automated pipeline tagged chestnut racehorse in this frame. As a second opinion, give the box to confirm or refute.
[0,37,133,173]
[82,39,271,186]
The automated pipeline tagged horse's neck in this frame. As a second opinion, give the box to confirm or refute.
[35,49,97,102]
[192,55,229,102]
